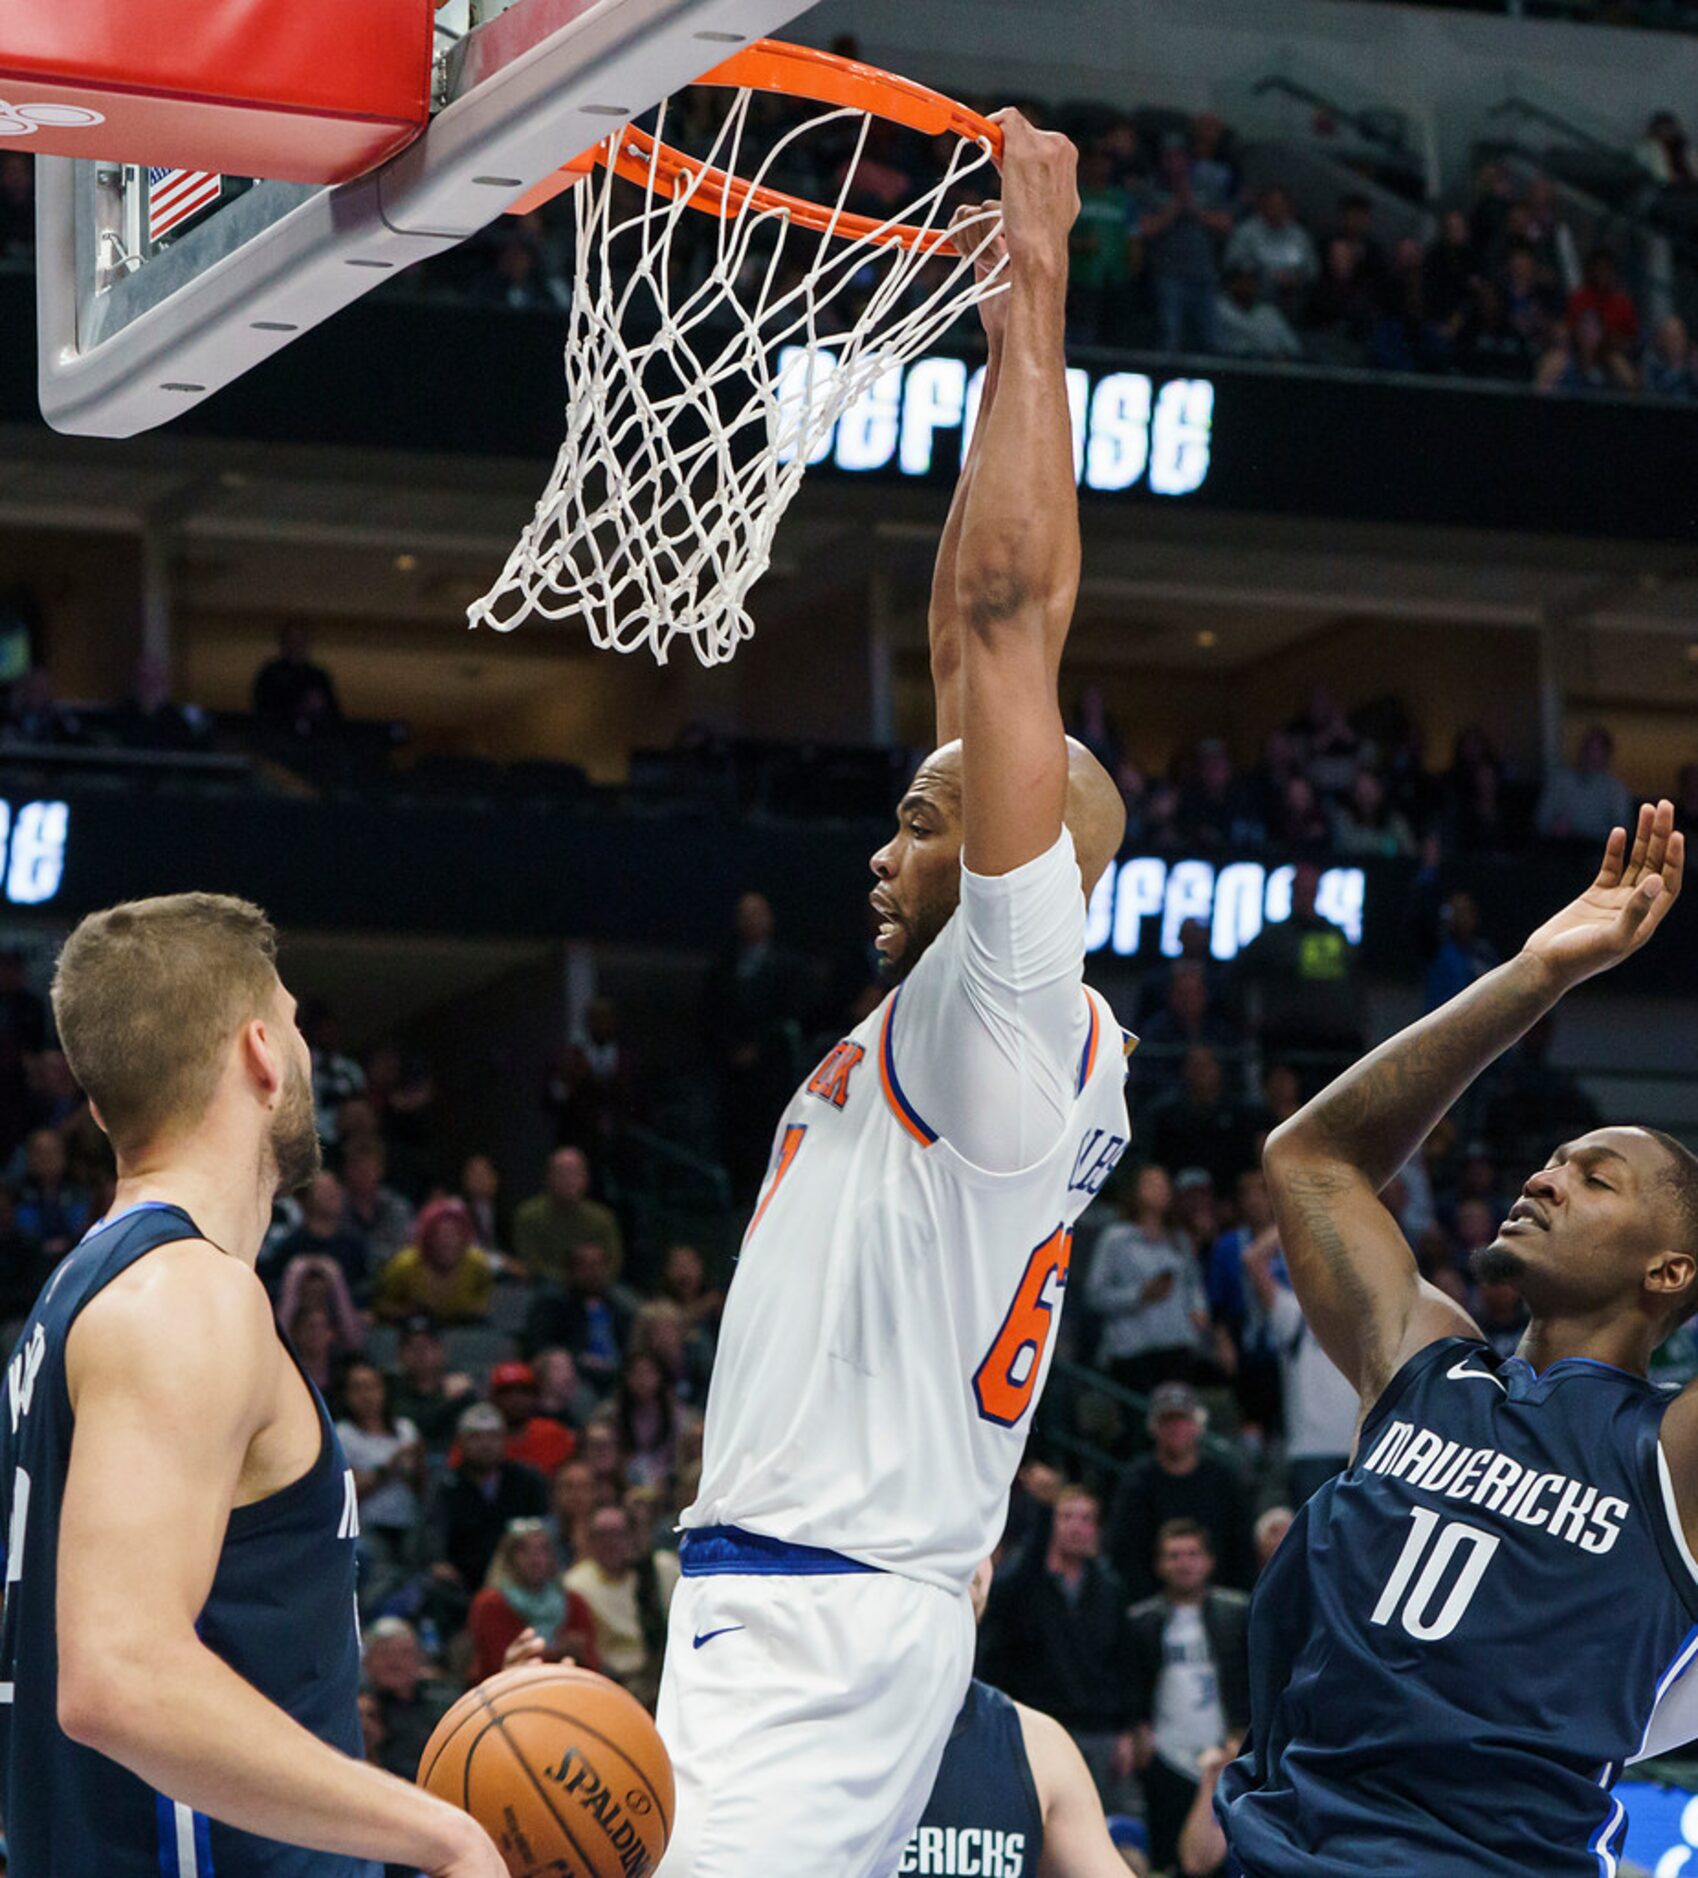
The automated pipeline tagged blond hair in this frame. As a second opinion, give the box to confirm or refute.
[51,893,279,1157]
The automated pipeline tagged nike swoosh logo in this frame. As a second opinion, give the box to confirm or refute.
[692,1625,746,1650]
[1447,1357,1507,1392]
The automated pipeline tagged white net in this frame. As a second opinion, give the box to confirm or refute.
[468,85,1006,666]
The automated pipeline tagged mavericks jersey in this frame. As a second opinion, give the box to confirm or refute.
[0,1204,378,1878]
[686,852,1129,1591]
[1219,1335,1698,1877]
[900,1680,1042,1876]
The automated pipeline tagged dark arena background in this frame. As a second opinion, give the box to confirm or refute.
[3,0,1698,1872]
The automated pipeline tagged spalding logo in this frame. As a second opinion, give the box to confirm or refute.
[545,1746,656,1877]
[0,102,105,138]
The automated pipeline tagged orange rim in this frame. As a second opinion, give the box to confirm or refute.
[598,39,1003,253]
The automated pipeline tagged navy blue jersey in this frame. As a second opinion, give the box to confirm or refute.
[1219,1335,1698,1878]
[0,1203,380,1878]
[899,1679,1043,1877]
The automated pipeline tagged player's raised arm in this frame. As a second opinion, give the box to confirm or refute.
[952,112,1081,879]
[57,1245,503,1878]
[1266,800,1684,1404]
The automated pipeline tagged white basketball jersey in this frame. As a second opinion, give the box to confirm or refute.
[683,895,1131,1593]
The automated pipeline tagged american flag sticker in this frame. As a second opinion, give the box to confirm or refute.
[147,168,222,242]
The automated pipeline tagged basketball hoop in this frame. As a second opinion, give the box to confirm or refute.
[467,40,1008,667]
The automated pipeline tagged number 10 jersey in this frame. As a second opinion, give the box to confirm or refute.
[1219,1334,1698,1878]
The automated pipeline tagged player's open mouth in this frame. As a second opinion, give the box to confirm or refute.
[871,894,903,953]
[1501,1201,1549,1233]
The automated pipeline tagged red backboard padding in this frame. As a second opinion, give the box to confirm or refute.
[1,0,435,185]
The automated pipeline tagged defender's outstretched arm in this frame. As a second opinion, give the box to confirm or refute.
[1267,802,1683,1404]
[952,112,1081,879]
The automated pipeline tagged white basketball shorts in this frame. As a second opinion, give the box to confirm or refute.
[654,1530,975,1878]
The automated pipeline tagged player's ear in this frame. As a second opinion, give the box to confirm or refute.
[1647,1248,1697,1303]
[238,1015,284,1100]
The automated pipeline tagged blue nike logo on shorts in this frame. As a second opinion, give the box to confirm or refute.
[692,1625,746,1649]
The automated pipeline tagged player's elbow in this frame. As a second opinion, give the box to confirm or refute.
[58,1629,168,1751]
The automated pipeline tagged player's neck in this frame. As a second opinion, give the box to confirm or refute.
[1515,1313,1653,1378]
[110,1137,275,1268]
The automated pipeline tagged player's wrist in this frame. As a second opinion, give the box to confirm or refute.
[408,1792,489,1871]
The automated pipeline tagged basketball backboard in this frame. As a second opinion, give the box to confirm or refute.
[35,0,817,439]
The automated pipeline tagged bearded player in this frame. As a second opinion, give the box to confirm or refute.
[655,114,1130,1876]
[0,894,504,1877]
[1218,802,1698,1876]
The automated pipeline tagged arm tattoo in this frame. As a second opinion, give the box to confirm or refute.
[1279,1164,1387,1382]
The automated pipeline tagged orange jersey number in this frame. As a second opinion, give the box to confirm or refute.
[746,1123,807,1242]
[973,1225,1072,1428]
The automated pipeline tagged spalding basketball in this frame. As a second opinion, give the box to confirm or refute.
[418,1664,674,1878]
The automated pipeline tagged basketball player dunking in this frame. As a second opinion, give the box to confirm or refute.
[1218,802,1698,1876]
[654,114,1132,1877]
[0,896,505,1876]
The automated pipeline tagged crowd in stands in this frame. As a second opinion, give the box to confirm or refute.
[0,728,1664,1877]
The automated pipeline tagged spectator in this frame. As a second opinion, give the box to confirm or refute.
[1642,315,1697,400]
[262,1170,368,1298]
[341,1140,414,1272]
[1269,776,1331,854]
[1257,1062,1303,1135]
[433,1403,550,1596]
[1444,726,1514,853]
[1177,1740,1240,1878]
[1189,113,1240,201]
[1105,1383,1256,1599]
[1535,724,1634,842]
[979,1489,1138,1810]
[466,1518,598,1684]
[660,1240,724,1342]
[0,1183,50,1323]
[363,1043,439,1202]
[479,226,570,311]
[286,1299,339,1396]
[1535,306,1638,396]
[1238,863,1362,1062]
[1214,264,1302,361]
[513,1146,625,1284]
[336,1359,426,1599]
[458,1152,506,1256]
[1637,110,1698,188]
[374,1195,494,1324]
[550,1457,601,1565]
[276,1253,364,1366]
[522,1238,638,1387]
[1421,210,1482,357]
[1328,769,1415,858]
[544,996,638,1159]
[1127,1521,1251,1875]
[1306,237,1376,354]
[1206,1170,1283,1444]
[1148,1051,1256,1200]
[1137,964,1241,1104]
[1331,191,1387,290]
[1177,741,1261,854]
[1242,1235,1356,1504]
[1500,243,1559,355]
[2,669,82,748]
[630,1298,713,1410]
[611,1351,683,1488]
[253,620,342,737]
[1085,1166,1210,1397]
[301,1003,366,1149]
[703,890,809,1200]
[1223,187,1317,313]
[1137,135,1234,354]
[111,656,207,753]
[579,1416,629,1503]
[1067,685,1126,776]
[563,1505,680,1711]
[1425,891,1499,1011]
[1565,248,1639,347]
[1253,1506,1293,1576]
[13,1128,90,1261]
[1070,143,1136,346]
[386,1314,472,1450]
[533,1345,600,1429]
[488,1360,576,1475]
[360,1619,461,1781]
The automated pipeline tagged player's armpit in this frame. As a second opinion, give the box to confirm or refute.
[1018,1706,1130,1878]
[1262,1143,1480,1404]
[1651,1388,1698,1567]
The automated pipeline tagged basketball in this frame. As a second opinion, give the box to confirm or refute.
[417,1665,674,1878]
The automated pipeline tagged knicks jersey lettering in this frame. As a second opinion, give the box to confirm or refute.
[806,1041,866,1110]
